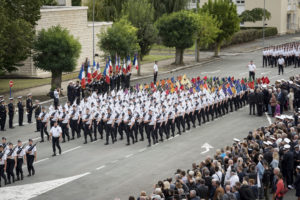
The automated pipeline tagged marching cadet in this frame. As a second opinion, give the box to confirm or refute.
[17,96,24,126]
[92,106,100,141]
[15,140,26,181]
[167,105,175,138]
[39,107,49,142]
[49,107,59,128]
[137,107,145,141]
[82,108,93,144]
[70,105,80,139]
[33,100,41,132]
[25,139,36,176]
[0,144,7,187]
[0,99,6,131]
[26,93,33,123]
[144,109,156,147]
[8,97,14,129]
[50,121,62,156]
[158,106,168,141]
[5,142,16,184]
[104,107,115,145]
[59,107,70,143]
[124,109,135,146]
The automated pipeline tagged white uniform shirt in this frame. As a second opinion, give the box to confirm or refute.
[153,64,158,72]
[25,145,37,155]
[5,148,16,159]
[54,90,59,99]
[50,126,62,137]
[278,58,285,65]
[0,152,6,165]
[248,64,256,72]
[15,146,26,158]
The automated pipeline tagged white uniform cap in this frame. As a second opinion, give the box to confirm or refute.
[284,138,291,143]
[284,144,290,149]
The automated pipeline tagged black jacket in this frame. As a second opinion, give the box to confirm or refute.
[248,92,256,104]
[239,185,256,200]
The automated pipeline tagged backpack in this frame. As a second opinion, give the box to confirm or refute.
[49,91,54,98]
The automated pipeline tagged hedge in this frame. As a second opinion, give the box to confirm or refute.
[223,27,278,46]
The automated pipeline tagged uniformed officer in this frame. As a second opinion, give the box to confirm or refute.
[17,96,24,126]
[70,105,80,139]
[5,142,16,184]
[15,140,26,181]
[8,97,14,129]
[50,121,62,156]
[104,107,115,145]
[0,99,7,131]
[82,108,93,144]
[25,139,36,176]
[59,107,70,143]
[38,107,49,142]
[124,109,135,145]
[33,100,41,132]
[0,144,7,187]
[26,93,33,123]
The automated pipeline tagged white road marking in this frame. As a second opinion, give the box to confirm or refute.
[62,146,81,155]
[111,160,118,164]
[125,154,134,158]
[265,112,272,125]
[138,148,146,153]
[286,69,294,73]
[174,134,179,138]
[168,137,174,140]
[200,143,213,154]
[239,72,248,76]
[0,172,90,200]
[35,158,50,164]
[92,140,99,144]
[96,165,106,170]
[201,70,221,74]
[261,71,271,75]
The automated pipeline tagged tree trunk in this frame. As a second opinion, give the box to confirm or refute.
[214,42,221,57]
[51,71,62,90]
[175,48,184,65]
[195,39,200,62]
[137,54,141,76]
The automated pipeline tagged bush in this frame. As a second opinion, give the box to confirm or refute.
[224,27,277,46]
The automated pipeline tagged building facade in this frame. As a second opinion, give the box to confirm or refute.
[10,6,112,78]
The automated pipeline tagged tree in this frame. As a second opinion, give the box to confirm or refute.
[85,0,128,22]
[195,12,220,62]
[0,0,43,73]
[156,10,198,65]
[239,8,271,23]
[43,0,57,6]
[121,0,157,75]
[72,0,81,6]
[201,0,240,57]
[98,19,139,64]
[150,0,189,20]
[33,26,81,89]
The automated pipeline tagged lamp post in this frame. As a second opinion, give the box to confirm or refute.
[263,0,265,48]
[92,0,95,64]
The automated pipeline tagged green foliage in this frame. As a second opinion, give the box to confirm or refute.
[33,25,81,88]
[121,0,157,60]
[156,10,198,50]
[85,0,128,22]
[98,18,139,60]
[0,0,43,73]
[72,0,81,6]
[43,0,57,6]
[201,0,240,56]
[240,8,271,23]
[150,0,189,20]
[195,12,220,48]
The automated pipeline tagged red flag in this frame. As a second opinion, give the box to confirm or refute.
[105,75,110,84]
[265,77,270,84]
[197,76,200,81]
[180,85,184,90]
[150,82,154,88]
[96,73,102,80]
[203,76,207,81]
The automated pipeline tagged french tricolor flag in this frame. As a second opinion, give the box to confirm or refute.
[133,55,138,71]
[92,61,98,79]
[122,58,127,74]
[78,65,86,89]
[87,64,92,84]
[115,55,119,73]
[109,57,113,75]
[127,56,131,72]
[96,63,102,80]
[103,61,110,84]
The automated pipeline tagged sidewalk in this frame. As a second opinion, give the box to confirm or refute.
[3,33,300,102]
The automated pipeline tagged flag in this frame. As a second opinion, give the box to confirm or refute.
[127,56,131,72]
[87,64,92,84]
[109,57,112,75]
[227,87,233,95]
[96,63,102,80]
[122,58,127,74]
[115,55,119,73]
[92,61,98,79]
[78,66,86,89]
[78,64,84,80]
[133,55,138,70]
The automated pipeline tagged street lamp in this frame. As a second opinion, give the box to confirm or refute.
[263,0,265,48]
[92,0,95,65]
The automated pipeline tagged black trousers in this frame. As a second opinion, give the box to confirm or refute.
[9,113,13,128]
[70,119,79,138]
[0,114,5,130]
[126,125,135,144]
[278,64,284,75]
[167,119,175,137]
[0,164,7,185]
[249,103,255,115]
[257,104,263,116]
[154,72,158,83]
[105,124,115,144]
[26,154,35,175]
[263,56,268,67]
[6,158,15,182]
[52,137,61,154]
[249,71,255,81]
[138,122,144,140]
[16,158,23,178]
[27,109,32,123]
[40,122,49,141]
[36,117,41,131]
[84,124,93,143]
[61,123,70,142]
[117,122,124,139]
[54,98,59,109]
[146,124,155,145]
[93,120,98,140]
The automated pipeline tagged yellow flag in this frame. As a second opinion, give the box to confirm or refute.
[139,84,143,90]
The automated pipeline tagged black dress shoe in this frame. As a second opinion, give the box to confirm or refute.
[104,142,109,145]
[40,140,44,143]
[126,143,130,146]
[10,127,15,129]
[27,174,31,177]
[52,153,56,157]
[83,141,87,144]
[147,144,151,147]
[35,130,39,132]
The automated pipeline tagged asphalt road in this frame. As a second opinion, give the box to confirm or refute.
[1,34,300,200]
